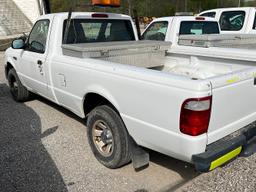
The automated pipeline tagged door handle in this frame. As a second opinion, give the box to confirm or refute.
[37,60,44,75]
[37,60,43,65]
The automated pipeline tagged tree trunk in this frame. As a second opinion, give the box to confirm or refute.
[127,0,132,16]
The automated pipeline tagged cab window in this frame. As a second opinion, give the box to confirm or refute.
[200,12,216,18]
[28,20,50,53]
[141,21,168,41]
[179,21,219,35]
[219,11,245,31]
[63,19,135,44]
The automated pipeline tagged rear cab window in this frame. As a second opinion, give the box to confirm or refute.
[200,12,216,18]
[63,19,135,44]
[219,11,245,31]
[179,21,220,35]
[141,21,168,41]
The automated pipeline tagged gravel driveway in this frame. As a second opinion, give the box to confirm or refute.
[0,51,255,192]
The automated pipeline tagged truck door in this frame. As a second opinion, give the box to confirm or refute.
[19,19,50,98]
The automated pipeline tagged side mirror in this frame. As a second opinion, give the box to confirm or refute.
[12,39,25,49]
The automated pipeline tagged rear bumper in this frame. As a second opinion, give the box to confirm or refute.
[192,124,256,172]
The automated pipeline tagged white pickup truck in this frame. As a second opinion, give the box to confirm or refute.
[5,12,256,172]
[199,7,256,34]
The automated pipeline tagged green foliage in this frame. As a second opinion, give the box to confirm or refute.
[49,0,256,16]
[49,0,70,12]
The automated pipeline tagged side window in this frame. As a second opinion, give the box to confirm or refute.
[219,11,245,31]
[253,12,256,30]
[28,20,49,53]
[200,12,216,18]
[141,21,168,41]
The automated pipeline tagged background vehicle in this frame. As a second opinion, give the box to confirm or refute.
[199,7,256,34]
[5,12,256,172]
[142,16,256,51]
[141,16,220,42]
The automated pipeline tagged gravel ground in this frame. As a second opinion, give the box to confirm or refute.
[1,51,256,192]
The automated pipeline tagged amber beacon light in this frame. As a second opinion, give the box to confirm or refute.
[92,0,120,7]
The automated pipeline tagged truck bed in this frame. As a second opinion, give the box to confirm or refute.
[62,40,254,80]
[158,53,253,79]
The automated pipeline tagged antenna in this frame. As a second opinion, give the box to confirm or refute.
[63,0,76,44]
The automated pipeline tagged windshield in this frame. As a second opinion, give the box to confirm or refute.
[179,21,220,35]
[63,19,135,44]
[200,12,216,18]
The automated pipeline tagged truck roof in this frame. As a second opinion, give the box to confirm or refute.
[153,16,217,22]
[37,12,132,20]
[200,7,256,14]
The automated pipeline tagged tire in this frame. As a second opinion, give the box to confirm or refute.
[7,68,30,102]
[87,105,131,169]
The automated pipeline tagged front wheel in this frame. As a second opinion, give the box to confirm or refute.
[7,68,30,102]
[87,105,131,169]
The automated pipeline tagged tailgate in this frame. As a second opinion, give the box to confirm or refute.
[207,68,256,144]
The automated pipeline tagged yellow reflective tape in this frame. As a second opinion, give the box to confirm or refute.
[227,77,240,84]
[252,72,256,77]
[210,146,242,171]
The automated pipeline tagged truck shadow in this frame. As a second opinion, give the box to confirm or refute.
[0,83,68,192]
[148,150,200,191]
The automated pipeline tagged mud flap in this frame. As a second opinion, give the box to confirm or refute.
[130,138,149,170]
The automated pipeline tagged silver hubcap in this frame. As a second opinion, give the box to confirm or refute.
[13,82,18,90]
[92,120,114,157]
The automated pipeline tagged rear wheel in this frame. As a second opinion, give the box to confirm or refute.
[87,105,131,168]
[7,68,30,102]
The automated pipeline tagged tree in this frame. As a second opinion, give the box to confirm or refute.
[49,0,256,16]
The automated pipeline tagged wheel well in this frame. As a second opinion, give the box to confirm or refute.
[5,62,14,77]
[84,93,137,151]
[83,93,119,117]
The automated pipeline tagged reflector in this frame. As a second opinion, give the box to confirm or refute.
[92,0,120,7]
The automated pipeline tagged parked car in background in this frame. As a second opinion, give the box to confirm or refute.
[199,7,256,34]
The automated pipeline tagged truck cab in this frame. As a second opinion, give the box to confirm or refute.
[199,7,256,34]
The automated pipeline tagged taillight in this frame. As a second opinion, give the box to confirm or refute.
[195,17,205,21]
[180,96,212,136]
